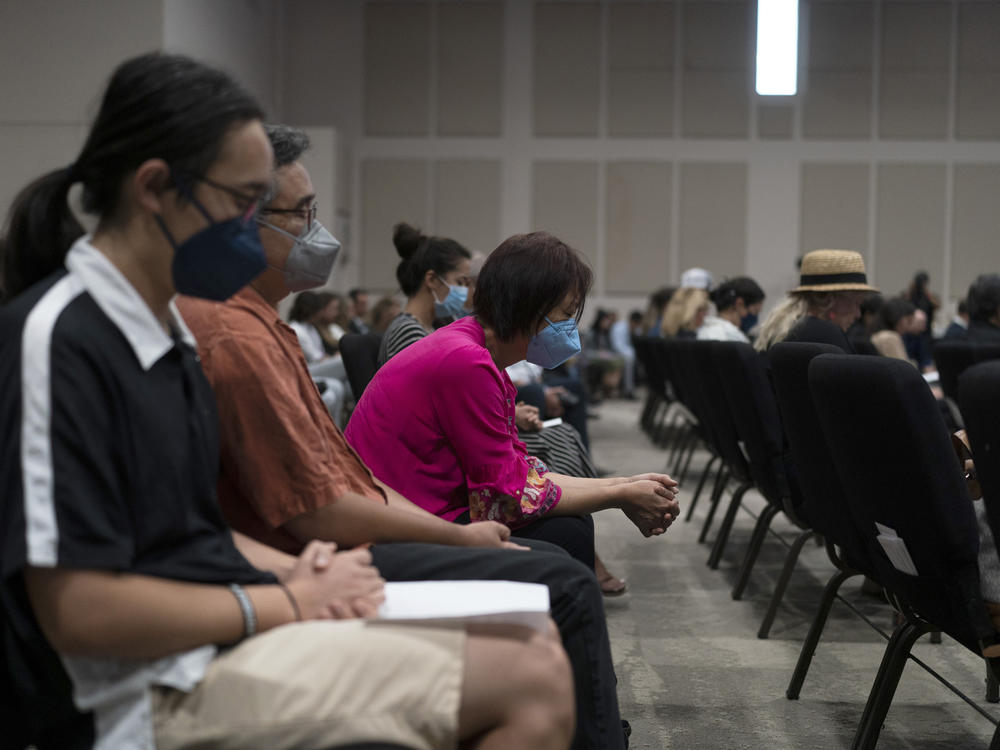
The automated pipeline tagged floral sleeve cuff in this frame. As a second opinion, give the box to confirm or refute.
[468,456,561,528]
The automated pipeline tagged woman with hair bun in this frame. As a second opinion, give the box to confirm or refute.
[377,221,472,366]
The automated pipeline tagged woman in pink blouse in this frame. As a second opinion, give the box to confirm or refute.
[345,232,679,565]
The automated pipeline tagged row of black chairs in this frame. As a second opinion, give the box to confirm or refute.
[635,335,1000,749]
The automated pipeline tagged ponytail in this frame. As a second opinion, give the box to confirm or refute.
[1,167,84,302]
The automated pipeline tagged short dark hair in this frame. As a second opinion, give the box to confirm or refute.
[265,124,310,169]
[967,274,1000,323]
[709,276,765,311]
[288,290,326,322]
[474,232,593,342]
[877,296,916,331]
[629,310,644,324]
[349,288,366,301]
[392,222,471,296]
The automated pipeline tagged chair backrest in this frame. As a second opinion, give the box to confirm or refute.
[682,339,751,482]
[711,341,801,518]
[634,336,667,400]
[769,343,873,574]
[660,337,717,454]
[934,339,980,400]
[959,360,1000,573]
[339,333,382,398]
[809,353,993,651]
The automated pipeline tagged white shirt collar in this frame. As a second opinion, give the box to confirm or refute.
[65,237,197,370]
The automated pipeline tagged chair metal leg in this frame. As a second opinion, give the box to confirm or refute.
[671,429,695,475]
[698,466,729,543]
[732,505,782,600]
[851,620,931,750]
[758,530,818,638]
[988,664,999,704]
[707,482,752,570]
[676,436,698,486]
[685,455,718,522]
[787,567,857,699]
[990,721,1000,750]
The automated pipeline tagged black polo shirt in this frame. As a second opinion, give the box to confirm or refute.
[0,238,273,748]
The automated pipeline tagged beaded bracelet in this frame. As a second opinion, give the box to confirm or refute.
[228,583,257,639]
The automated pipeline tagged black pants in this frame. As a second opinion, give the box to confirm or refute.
[371,541,624,750]
[512,513,596,570]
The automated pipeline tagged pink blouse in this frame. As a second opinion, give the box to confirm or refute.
[344,317,561,526]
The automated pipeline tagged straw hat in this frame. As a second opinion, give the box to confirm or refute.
[791,249,879,293]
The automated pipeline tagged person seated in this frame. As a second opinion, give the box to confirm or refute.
[660,286,709,338]
[584,310,625,399]
[369,293,402,335]
[316,290,350,344]
[961,274,1000,344]
[697,276,765,343]
[902,307,934,371]
[943,298,970,339]
[870,297,918,363]
[755,249,878,353]
[177,124,628,749]
[609,309,643,398]
[642,286,675,337]
[378,221,472,366]
[846,292,884,348]
[347,287,371,333]
[287,290,350,427]
[1,54,573,750]
[345,232,680,568]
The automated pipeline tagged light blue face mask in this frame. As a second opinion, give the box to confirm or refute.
[433,279,469,320]
[526,316,581,369]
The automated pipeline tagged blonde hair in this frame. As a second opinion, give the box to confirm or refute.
[662,288,709,337]
[754,291,840,351]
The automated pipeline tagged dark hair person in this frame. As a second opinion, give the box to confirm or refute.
[377,221,472,365]
[1,53,566,750]
[698,276,765,342]
[964,273,1000,343]
[346,231,680,565]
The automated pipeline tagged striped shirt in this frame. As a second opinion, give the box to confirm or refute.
[378,311,430,367]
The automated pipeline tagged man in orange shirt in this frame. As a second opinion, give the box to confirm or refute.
[177,125,628,750]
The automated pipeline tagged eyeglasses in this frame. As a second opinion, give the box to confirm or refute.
[185,174,266,226]
[259,203,318,232]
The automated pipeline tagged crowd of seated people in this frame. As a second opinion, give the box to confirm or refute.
[0,55,661,750]
[5,51,1000,750]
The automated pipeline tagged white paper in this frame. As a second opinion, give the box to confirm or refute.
[374,580,551,633]
[541,417,563,429]
[875,522,919,576]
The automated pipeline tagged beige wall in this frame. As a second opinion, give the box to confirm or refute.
[3,0,1000,327]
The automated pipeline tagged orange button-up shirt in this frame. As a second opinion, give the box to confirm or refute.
[177,287,386,554]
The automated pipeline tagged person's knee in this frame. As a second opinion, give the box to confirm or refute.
[518,630,575,742]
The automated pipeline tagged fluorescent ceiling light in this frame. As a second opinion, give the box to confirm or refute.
[756,0,799,95]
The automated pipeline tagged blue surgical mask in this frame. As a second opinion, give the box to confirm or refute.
[526,316,581,369]
[434,279,469,320]
[258,219,341,292]
[740,312,759,333]
[156,187,266,302]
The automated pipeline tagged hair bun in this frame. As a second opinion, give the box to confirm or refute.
[392,222,426,260]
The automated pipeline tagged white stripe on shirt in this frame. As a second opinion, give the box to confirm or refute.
[21,274,85,566]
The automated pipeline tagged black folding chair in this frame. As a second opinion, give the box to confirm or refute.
[711,341,814,602]
[810,353,1000,750]
[339,333,383,398]
[676,340,755,563]
[934,340,1000,427]
[768,342,879,688]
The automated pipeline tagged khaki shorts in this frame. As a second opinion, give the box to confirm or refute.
[153,620,465,750]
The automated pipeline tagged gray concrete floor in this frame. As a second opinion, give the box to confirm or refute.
[589,396,1000,749]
